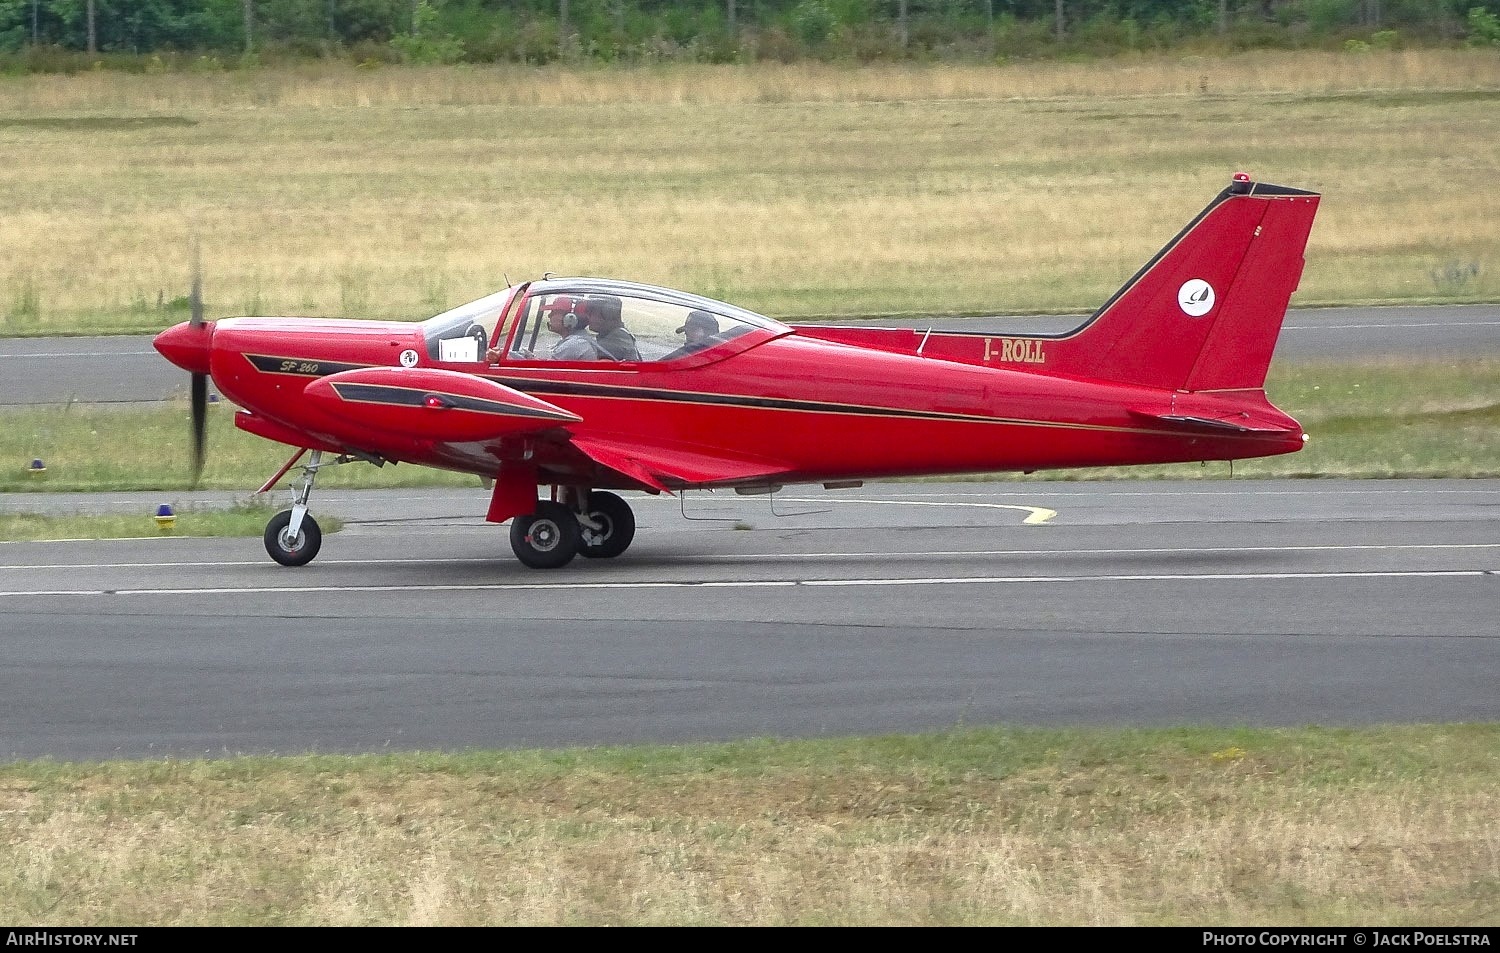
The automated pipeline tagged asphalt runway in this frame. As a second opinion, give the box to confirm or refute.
[2,304,1496,406]
[1,304,1495,760]
[1,479,1495,761]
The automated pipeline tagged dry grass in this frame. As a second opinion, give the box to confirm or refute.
[1,726,1494,925]
[1,51,1498,334]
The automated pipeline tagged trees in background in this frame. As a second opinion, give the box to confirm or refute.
[1,0,1496,64]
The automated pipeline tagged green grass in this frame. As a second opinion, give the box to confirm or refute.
[0,502,340,542]
[1,724,1493,925]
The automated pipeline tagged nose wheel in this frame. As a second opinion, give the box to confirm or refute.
[264,509,322,567]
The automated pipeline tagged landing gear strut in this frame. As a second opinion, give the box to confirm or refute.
[265,450,324,567]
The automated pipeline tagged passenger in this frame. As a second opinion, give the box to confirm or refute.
[664,310,720,359]
[541,295,600,361]
[583,296,641,361]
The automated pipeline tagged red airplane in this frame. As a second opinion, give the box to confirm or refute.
[154,173,1319,569]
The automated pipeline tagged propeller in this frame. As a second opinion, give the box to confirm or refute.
[188,238,206,487]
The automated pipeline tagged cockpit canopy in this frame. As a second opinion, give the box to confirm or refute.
[422,278,787,365]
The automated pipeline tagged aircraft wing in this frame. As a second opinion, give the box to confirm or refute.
[569,434,791,493]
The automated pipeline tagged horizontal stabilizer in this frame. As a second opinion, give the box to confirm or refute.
[1135,412,1267,433]
[1127,392,1303,435]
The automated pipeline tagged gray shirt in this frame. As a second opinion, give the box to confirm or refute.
[594,326,641,361]
[551,330,599,361]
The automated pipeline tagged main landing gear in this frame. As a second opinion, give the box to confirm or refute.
[259,454,638,571]
[509,488,636,569]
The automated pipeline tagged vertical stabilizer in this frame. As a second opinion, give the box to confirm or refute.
[1047,176,1319,392]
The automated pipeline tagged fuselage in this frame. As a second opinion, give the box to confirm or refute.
[160,309,1304,491]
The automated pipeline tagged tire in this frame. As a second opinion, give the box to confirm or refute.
[264,509,322,567]
[509,500,580,569]
[578,490,636,559]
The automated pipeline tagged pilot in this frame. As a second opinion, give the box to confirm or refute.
[664,309,720,359]
[542,295,600,361]
[583,296,640,361]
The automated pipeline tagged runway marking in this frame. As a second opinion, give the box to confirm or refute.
[1284,321,1500,330]
[0,569,1493,598]
[775,497,1057,524]
[1,542,1497,572]
[0,350,157,358]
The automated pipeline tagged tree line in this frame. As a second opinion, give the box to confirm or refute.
[1,1,1496,65]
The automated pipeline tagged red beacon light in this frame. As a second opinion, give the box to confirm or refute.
[1231,171,1253,194]
[424,394,452,410]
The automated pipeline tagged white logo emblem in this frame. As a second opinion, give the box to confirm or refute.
[1178,279,1215,317]
[399,349,420,368]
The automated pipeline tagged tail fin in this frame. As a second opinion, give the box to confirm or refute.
[1046,175,1319,392]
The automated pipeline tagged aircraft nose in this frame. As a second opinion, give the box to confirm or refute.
[153,320,213,374]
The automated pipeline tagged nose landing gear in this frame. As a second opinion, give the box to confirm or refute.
[264,449,326,567]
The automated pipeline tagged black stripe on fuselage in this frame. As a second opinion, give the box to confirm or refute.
[330,382,577,421]
[245,354,368,376]
[484,375,1006,425]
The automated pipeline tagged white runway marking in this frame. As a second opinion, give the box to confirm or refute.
[1,542,1497,572]
[776,497,1057,524]
[1284,321,1500,330]
[0,350,156,358]
[0,569,1493,599]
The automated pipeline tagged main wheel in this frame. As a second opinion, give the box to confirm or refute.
[509,500,580,569]
[578,490,636,559]
[264,509,322,567]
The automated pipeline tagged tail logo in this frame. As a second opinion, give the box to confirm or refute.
[1178,279,1216,317]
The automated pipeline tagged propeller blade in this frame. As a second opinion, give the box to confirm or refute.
[186,237,207,487]
[190,371,207,487]
[189,238,203,328]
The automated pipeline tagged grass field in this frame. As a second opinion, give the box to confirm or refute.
[1,51,1498,335]
[1,55,1495,927]
[2,725,1494,926]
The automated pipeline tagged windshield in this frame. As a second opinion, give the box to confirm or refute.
[502,278,785,364]
[421,287,519,362]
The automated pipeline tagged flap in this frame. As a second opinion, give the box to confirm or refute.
[570,435,790,491]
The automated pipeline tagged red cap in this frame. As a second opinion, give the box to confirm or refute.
[540,295,576,314]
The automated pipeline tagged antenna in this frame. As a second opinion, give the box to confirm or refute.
[916,327,934,356]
